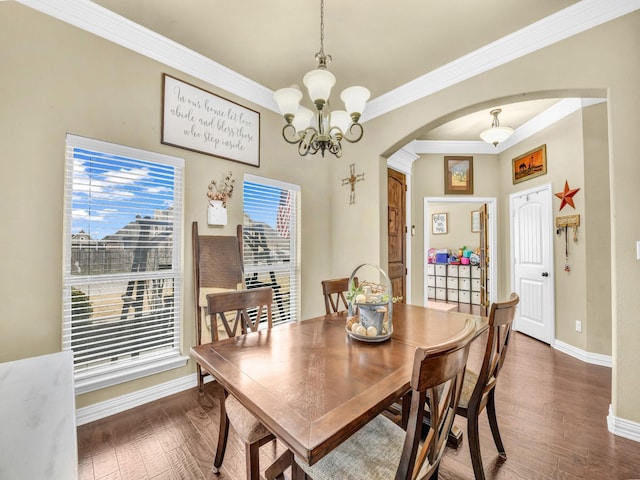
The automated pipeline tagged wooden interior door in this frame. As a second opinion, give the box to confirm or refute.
[387,168,406,303]
[478,203,489,316]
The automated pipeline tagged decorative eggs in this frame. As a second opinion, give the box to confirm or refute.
[346,318,388,337]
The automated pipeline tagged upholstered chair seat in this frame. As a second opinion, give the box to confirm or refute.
[225,395,272,444]
[296,415,406,480]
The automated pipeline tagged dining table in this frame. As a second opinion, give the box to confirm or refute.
[190,302,487,467]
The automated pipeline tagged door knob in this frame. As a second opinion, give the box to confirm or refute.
[542,272,549,277]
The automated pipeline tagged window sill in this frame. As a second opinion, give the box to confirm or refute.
[74,352,189,395]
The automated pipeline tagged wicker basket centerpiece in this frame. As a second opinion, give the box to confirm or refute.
[345,264,393,341]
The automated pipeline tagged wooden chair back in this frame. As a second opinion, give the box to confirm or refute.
[192,221,244,344]
[471,293,519,413]
[206,287,273,339]
[321,277,358,314]
[398,318,476,480]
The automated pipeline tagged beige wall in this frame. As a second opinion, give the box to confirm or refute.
[427,201,485,253]
[410,155,500,304]
[1,3,639,425]
[499,111,591,351]
[363,13,639,422]
[582,103,612,355]
[408,108,611,356]
[0,4,333,408]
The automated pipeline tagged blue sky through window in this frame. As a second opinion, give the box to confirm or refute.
[72,148,175,240]
[243,181,281,228]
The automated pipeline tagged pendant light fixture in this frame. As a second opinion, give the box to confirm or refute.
[273,0,370,158]
[480,108,514,147]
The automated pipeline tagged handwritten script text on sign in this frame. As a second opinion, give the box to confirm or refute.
[162,75,260,166]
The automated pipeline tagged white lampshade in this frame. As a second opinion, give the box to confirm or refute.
[340,86,370,115]
[273,88,302,116]
[292,106,314,133]
[303,69,336,103]
[330,110,351,133]
[480,126,514,146]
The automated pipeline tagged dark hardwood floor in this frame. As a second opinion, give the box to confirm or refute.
[77,330,640,480]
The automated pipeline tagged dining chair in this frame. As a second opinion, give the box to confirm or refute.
[456,293,519,480]
[192,221,244,393]
[292,318,476,480]
[206,286,287,480]
[321,277,358,314]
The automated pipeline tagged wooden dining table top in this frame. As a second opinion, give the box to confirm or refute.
[190,303,487,466]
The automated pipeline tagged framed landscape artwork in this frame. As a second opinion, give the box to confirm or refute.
[444,156,473,194]
[512,144,547,184]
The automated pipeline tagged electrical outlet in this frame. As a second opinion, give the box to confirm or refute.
[575,320,582,333]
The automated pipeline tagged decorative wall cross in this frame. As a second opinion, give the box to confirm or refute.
[342,163,365,204]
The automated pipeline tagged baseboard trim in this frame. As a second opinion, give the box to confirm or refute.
[608,405,640,443]
[75,373,199,426]
[553,340,612,367]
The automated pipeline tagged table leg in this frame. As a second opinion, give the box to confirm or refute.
[447,424,464,449]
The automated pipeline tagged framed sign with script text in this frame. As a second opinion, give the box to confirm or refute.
[162,74,260,167]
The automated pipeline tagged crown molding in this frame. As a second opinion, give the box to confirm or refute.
[407,97,607,160]
[16,0,639,121]
[387,146,419,174]
[412,141,498,155]
[363,0,640,122]
[17,0,278,112]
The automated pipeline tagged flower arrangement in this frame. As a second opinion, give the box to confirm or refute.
[207,171,235,207]
[346,280,389,305]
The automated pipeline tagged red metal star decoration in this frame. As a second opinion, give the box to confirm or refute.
[555,180,580,211]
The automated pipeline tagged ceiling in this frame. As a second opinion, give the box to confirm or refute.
[25,1,635,146]
[91,0,578,99]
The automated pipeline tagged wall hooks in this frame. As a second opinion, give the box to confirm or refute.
[556,214,580,242]
[556,214,580,273]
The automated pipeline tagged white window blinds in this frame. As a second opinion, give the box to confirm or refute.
[243,174,300,325]
[63,134,186,394]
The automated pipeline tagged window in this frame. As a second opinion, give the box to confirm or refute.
[243,174,300,325]
[63,134,186,394]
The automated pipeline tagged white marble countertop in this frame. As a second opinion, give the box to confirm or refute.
[0,350,78,479]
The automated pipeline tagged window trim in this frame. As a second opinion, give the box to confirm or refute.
[63,134,187,395]
[243,174,301,325]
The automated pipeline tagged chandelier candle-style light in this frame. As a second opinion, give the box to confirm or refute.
[273,0,370,158]
[480,108,514,147]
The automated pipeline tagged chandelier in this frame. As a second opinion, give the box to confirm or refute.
[273,0,370,158]
[480,108,514,146]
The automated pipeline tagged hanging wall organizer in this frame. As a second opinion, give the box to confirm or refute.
[556,214,580,272]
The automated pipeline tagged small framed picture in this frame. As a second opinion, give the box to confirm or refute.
[471,210,481,233]
[444,156,473,195]
[512,144,547,184]
[432,213,448,234]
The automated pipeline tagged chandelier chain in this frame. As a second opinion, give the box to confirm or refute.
[316,0,331,68]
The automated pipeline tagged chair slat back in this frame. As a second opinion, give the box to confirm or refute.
[207,287,273,338]
[321,277,357,314]
[473,293,519,409]
[398,318,476,480]
[193,222,244,291]
[192,221,244,345]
